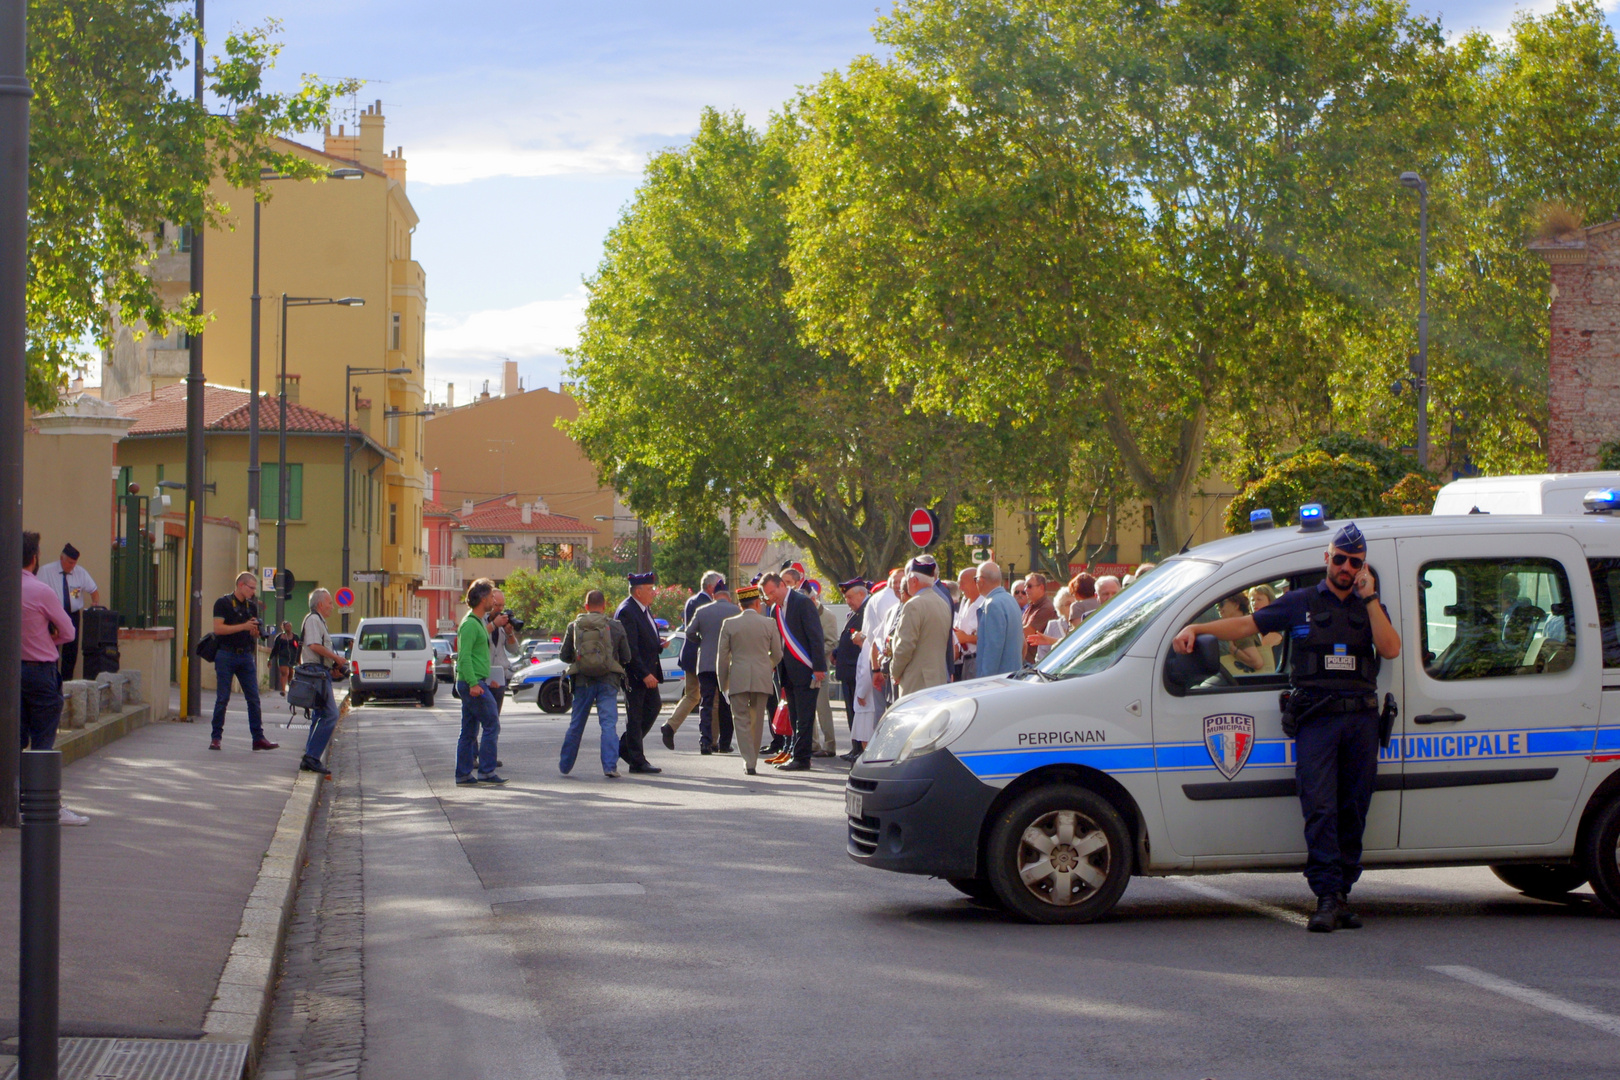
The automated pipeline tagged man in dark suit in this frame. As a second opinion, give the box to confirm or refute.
[758,571,826,772]
[614,571,665,775]
[833,578,869,760]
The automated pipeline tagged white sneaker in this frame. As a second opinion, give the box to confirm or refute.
[59,807,89,826]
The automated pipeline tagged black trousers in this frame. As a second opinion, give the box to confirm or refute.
[784,680,821,762]
[1295,709,1380,898]
[620,682,662,767]
[697,671,734,750]
[59,609,80,681]
[840,676,856,733]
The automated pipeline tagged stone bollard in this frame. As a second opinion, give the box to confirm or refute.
[61,682,88,730]
[95,680,114,716]
[96,671,139,707]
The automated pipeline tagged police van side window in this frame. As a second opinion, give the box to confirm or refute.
[1182,573,1315,694]
[1585,558,1620,668]
[1419,558,1575,680]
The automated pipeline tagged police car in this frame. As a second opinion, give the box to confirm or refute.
[846,498,1620,923]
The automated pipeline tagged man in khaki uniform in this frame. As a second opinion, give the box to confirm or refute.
[809,580,841,757]
[717,583,783,775]
[890,556,953,698]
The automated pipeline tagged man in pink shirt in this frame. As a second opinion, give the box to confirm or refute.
[22,532,88,825]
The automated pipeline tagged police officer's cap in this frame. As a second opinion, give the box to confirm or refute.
[1331,522,1367,554]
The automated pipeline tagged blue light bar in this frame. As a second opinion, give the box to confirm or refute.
[1249,508,1275,531]
[1584,488,1620,515]
[1298,502,1327,532]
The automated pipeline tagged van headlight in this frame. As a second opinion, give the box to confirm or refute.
[864,696,978,764]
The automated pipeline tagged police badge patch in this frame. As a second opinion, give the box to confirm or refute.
[1204,713,1256,780]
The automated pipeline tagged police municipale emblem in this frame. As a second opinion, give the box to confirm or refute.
[1203,713,1255,780]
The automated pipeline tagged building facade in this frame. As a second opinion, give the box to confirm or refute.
[101,102,428,618]
[1533,219,1620,472]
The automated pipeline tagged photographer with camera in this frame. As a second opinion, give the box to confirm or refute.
[209,571,279,752]
[486,588,521,715]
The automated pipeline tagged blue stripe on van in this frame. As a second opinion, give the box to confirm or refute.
[955,744,1159,778]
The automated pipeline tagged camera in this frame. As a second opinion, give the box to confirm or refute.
[502,613,525,634]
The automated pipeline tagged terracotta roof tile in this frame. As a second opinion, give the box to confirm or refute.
[454,502,592,535]
[422,499,454,517]
[113,383,357,437]
[736,536,767,566]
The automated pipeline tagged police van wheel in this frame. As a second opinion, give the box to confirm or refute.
[986,784,1131,925]
[946,877,1000,906]
[1582,796,1620,917]
[1489,864,1588,901]
[538,679,571,714]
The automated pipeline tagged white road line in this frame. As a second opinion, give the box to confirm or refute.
[1166,878,1310,927]
[1431,965,1620,1038]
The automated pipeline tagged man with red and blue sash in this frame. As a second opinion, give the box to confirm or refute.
[759,570,826,772]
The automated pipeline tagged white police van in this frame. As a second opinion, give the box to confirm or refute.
[847,499,1620,923]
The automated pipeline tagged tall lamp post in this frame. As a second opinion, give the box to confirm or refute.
[275,295,364,628]
[246,167,361,575]
[344,365,409,631]
[1399,171,1430,472]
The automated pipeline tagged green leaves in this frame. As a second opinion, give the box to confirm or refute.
[26,2,357,409]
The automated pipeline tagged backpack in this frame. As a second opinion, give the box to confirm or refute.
[572,613,616,678]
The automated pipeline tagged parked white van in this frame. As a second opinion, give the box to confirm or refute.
[1432,471,1620,516]
[847,502,1620,923]
[349,617,437,708]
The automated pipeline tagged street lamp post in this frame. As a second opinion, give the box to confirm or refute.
[246,168,361,576]
[276,295,365,628]
[1400,171,1429,472]
[343,364,409,632]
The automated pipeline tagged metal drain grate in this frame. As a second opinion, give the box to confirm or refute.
[2,1038,248,1080]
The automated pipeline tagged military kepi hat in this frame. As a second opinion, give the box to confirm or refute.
[907,554,939,576]
[627,570,658,587]
[1331,522,1367,554]
[837,577,868,593]
[735,583,761,602]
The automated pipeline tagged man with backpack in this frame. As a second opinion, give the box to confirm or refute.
[557,589,634,777]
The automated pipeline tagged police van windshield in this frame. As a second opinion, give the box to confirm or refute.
[1036,559,1217,678]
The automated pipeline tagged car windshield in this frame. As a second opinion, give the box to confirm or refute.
[1035,559,1217,678]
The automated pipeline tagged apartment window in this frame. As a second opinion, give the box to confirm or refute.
[177,224,194,253]
[467,542,504,559]
[389,502,398,546]
[386,411,399,448]
[390,312,401,351]
[260,463,304,521]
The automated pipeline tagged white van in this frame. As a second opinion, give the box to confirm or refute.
[349,617,437,707]
[1432,472,1620,515]
[847,504,1620,923]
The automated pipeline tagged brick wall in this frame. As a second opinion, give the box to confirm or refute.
[1539,222,1620,471]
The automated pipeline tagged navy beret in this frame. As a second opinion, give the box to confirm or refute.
[627,571,658,587]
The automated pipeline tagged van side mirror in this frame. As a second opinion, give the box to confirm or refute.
[1164,633,1222,695]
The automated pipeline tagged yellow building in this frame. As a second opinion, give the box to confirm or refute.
[991,485,1238,580]
[101,102,429,619]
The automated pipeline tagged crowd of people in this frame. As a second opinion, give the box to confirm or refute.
[495,553,1148,783]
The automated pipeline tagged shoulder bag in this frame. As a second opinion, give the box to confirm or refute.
[287,663,330,710]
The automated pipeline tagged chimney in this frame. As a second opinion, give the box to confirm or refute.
[446,383,455,408]
[521,503,532,524]
[461,499,473,516]
[502,359,519,397]
[534,497,549,515]
[480,380,490,401]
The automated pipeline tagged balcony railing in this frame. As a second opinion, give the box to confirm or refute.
[425,564,462,591]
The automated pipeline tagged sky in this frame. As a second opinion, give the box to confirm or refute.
[198,0,1613,406]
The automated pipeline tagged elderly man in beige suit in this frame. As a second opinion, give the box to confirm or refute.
[717,583,784,775]
[889,555,953,698]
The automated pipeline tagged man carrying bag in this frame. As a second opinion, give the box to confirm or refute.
[292,588,348,776]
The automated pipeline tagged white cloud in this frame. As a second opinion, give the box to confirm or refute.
[424,289,588,401]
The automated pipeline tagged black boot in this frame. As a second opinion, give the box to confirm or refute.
[1335,893,1363,929]
[1307,895,1339,933]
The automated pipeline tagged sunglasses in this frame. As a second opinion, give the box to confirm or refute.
[1330,553,1365,569]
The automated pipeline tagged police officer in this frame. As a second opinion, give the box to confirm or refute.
[1173,522,1401,932]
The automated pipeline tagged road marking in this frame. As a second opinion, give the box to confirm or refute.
[1166,878,1310,927]
[1431,965,1620,1038]
[486,882,646,905]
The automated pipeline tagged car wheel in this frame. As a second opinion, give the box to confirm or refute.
[418,689,436,708]
[1490,863,1588,901]
[349,692,368,707]
[538,678,571,714]
[1582,796,1620,916]
[946,877,1001,907]
[985,784,1132,925]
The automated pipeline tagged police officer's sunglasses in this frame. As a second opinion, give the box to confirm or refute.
[1330,553,1365,569]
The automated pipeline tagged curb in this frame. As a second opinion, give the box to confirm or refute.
[54,702,155,767]
[199,711,341,1069]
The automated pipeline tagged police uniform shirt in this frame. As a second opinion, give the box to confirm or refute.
[1251,580,1388,667]
[36,560,96,614]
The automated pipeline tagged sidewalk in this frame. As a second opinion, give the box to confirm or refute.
[0,692,308,1039]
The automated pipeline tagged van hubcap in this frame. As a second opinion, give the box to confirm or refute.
[1017,810,1109,907]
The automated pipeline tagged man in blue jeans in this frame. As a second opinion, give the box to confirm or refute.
[557,589,633,777]
[210,572,278,752]
[296,588,349,776]
[455,577,505,785]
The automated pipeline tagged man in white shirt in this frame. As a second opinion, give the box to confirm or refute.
[35,542,100,680]
[954,566,981,680]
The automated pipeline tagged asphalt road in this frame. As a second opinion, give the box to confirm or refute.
[353,694,1620,1080]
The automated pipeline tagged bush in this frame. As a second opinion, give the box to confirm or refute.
[501,566,621,638]
[1380,472,1441,516]
[1226,451,1386,533]
[1281,434,1412,490]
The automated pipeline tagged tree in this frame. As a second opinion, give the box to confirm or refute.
[653,518,730,590]
[1225,452,1387,533]
[28,4,355,407]
[565,108,1007,583]
[788,1,1450,552]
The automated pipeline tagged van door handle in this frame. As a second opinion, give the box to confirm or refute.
[1414,713,1465,725]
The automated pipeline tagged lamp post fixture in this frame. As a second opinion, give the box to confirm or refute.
[246,167,362,576]
[275,296,365,628]
[344,365,410,631]
[1399,170,1430,472]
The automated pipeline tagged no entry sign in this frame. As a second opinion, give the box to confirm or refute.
[909,507,939,548]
